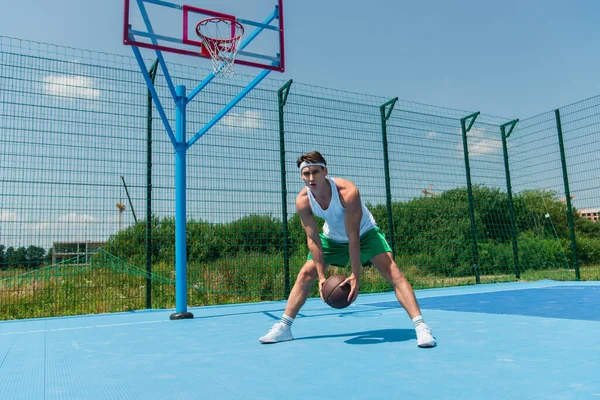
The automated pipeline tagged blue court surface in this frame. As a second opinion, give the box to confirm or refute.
[1,280,599,400]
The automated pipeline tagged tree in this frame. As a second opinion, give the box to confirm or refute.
[0,244,6,270]
[6,246,27,268]
[25,245,46,268]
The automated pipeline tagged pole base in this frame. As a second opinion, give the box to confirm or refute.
[170,311,194,320]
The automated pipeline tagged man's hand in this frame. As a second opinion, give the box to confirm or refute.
[342,274,360,304]
[318,277,327,302]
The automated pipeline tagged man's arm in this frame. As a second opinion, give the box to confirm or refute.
[296,190,328,298]
[341,181,363,303]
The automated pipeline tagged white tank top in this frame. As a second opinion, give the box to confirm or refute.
[306,177,377,243]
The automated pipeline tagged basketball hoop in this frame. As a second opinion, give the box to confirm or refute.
[196,17,244,78]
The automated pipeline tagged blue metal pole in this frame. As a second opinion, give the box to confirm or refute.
[171,84,193,320]
[131,46,177,147]
[135,0,177,99]
[187,68,272,148]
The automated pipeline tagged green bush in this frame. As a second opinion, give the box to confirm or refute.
[478,241,515,275]
[517,232,570,270]
[227,215,284,254]
[576,236,600,265]
[99,187,578,279]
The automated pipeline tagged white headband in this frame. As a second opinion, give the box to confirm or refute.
[299,161,326,171]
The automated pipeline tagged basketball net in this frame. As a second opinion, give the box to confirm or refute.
[196,18,244,78]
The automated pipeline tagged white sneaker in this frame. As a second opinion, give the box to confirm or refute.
[259,322,294,344]
[415,324,436,348]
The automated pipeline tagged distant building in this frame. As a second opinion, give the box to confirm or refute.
[579,208,599,223]
[52,241,105,265]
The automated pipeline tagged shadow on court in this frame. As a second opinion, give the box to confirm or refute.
[295,328,416,344]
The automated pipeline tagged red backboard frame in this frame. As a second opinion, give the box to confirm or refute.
[123,0,285,72]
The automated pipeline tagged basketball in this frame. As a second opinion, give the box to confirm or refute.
[322,274,351,309]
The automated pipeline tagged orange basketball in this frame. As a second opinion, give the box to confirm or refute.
[322,274,351,309]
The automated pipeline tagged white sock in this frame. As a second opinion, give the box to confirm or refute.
[281,314,294,327]
[412,315,425,328]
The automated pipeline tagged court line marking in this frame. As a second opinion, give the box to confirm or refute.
[0,320,165,336]
[412,283,598,301]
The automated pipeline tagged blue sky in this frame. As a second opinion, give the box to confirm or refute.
[1,0,599,118]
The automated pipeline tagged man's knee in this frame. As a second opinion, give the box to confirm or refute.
[372,254,405,283]
[296,261,318,283]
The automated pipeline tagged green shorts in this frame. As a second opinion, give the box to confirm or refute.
[307,227,392,267]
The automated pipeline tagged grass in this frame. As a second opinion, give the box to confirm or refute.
[0,252,597,321]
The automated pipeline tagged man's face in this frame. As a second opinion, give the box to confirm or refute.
[301,166,327,188]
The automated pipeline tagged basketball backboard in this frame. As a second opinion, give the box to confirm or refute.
[123,0,285,72]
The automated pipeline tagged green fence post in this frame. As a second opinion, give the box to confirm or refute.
[278,79,293,296]
[380,97,398,256]
[146,59,158,308]
[500,119,520,280]
[554,109,580,280]
[460,112,481,283]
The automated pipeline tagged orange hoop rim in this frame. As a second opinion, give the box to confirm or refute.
[195,17,244,45]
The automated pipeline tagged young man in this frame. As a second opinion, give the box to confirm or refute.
[259,151,436,347]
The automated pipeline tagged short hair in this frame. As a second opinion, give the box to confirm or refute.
[296,151,327,168]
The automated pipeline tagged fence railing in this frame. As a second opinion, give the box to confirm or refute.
[1,36,599,320]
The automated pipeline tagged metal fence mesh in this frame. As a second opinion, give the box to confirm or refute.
[1,36,599,319]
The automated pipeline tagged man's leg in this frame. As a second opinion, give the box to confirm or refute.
[370,252,436,347]
[259,260,323,343]
[370,252,421,317]
[283,260,320,318]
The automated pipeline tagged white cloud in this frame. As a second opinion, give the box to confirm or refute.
[468,138,502,156]
[221,110,262,129]
[43,75,100,99]
[0,210,19,222]
[456,127,502,157]
[1,212,108,248]
[34,213,98,231]
[57,213,98,223]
